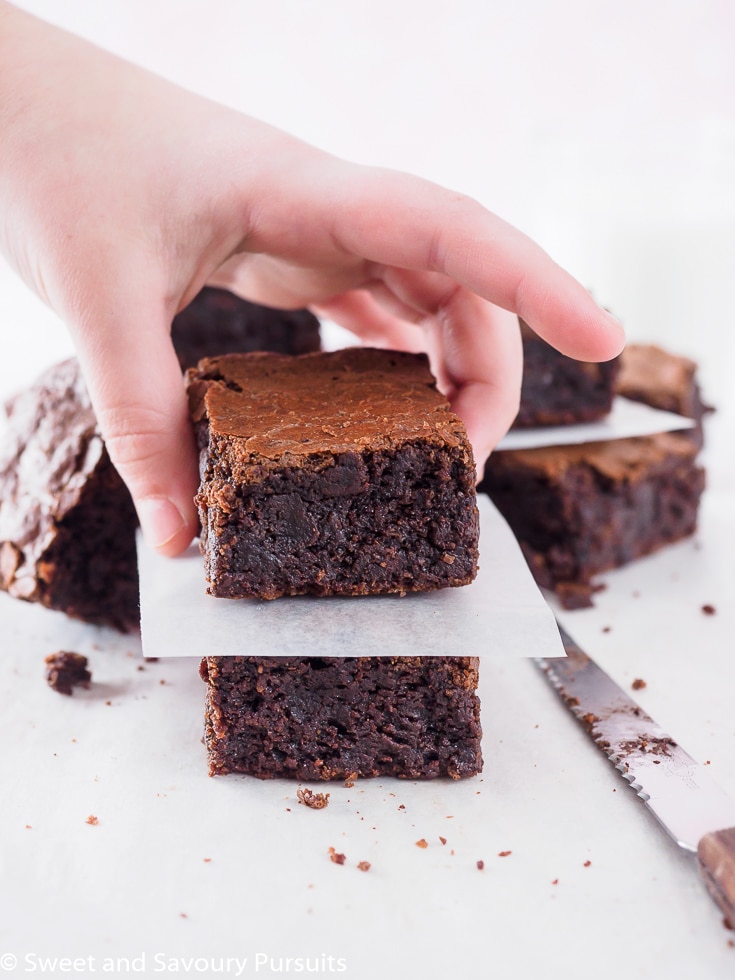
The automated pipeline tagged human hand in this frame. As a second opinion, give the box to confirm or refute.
[0,3,624,557]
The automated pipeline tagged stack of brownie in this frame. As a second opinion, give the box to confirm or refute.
[190,347,484,781]
[1,293,486,783]
[479,323,709,609]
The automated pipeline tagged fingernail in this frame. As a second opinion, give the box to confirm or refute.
[136,496,186,552]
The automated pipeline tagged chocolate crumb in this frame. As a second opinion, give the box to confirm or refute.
[297,787,330,810]
[602,626,611,633]
[328,847,346,865]
[357,861,371,872]
[557,581,595,610]
[86,815,99,826]
[584,860,591,867]
[45,652,91,696]
[416,839,428,849]
[439,837,447,846]
[476,860,484,870]
[344,772,357,788]
[498,850,512,857]
[632,678,647,691]
[551,879,559,885]
[702,604,717,616]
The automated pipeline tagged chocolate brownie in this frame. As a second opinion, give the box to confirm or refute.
[187,348,479,599]
[199,655,483,780]
[514,319,621,428]
[171,287,321,371]
[0,359,139,631]
[479,432,704,608]
[615,343,713,447]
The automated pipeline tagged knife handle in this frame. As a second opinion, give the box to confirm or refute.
[697,828,735,926]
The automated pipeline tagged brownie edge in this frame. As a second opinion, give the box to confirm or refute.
[200,656,483,780]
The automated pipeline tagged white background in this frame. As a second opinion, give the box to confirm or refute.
[1,3,735,979]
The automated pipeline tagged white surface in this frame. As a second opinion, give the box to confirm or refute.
[1,3,735,979]
[137,496,564,661]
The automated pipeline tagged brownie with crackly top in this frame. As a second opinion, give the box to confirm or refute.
[0,359,139,631]
[172,287,321,371]
[187,348,479,599]
[479,432,704,608]
[514,319,620,428]
[200,655,483,780]
[615,343,713,448]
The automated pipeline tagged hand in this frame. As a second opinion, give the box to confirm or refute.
[0,3,624,556]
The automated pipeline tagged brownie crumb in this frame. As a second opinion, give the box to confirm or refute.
[357,861,371,872]
[344,772,358,788]
[86,815,99,826]
[631,678,647,691]
[439,837,447,846]
[702,604,717,616]
[602,626,612,633]
[416,839,428,849]
[476,860,485,870]
[328,847,346,865]
[45,652,91,696]
[583,859,591,867]
[297,787,330,810]
[556,581,595,610]
[498,850,512,857]
[551,878,559,885]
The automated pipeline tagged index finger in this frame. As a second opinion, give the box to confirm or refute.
[326,165,625,362]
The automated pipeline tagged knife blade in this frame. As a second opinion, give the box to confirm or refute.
[536,624,735,924]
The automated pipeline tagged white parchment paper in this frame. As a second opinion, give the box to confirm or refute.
[138,496,563,660]
[496,397,694,451]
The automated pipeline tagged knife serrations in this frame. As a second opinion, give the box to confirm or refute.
[536,626,735,853]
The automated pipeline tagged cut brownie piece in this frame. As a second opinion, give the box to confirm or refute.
[0,359,139,631]
[479,432,704,608]
[615,343,713,448]
[187,348,479,599]
[171,286,321,371]
[199,655,482,780]
[514,319,621,428]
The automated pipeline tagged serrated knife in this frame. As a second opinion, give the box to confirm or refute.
[536,625,735,924]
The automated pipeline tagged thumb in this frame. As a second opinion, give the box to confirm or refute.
[70,297,199,557]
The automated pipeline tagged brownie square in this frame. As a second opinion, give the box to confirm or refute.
[514,319,621,428]
[0,359,139,631]
[615,343,713,448]
[199,655,483,780]
[479,432,704,608]
[171,287,321,371]
[187,348,479,599]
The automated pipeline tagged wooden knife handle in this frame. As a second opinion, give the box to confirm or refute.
[697,828,735,926]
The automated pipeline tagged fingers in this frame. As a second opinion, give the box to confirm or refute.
[313,291,426,353]
[432,292,523,469]
[327,166,625,361]
[68,288,199,557]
